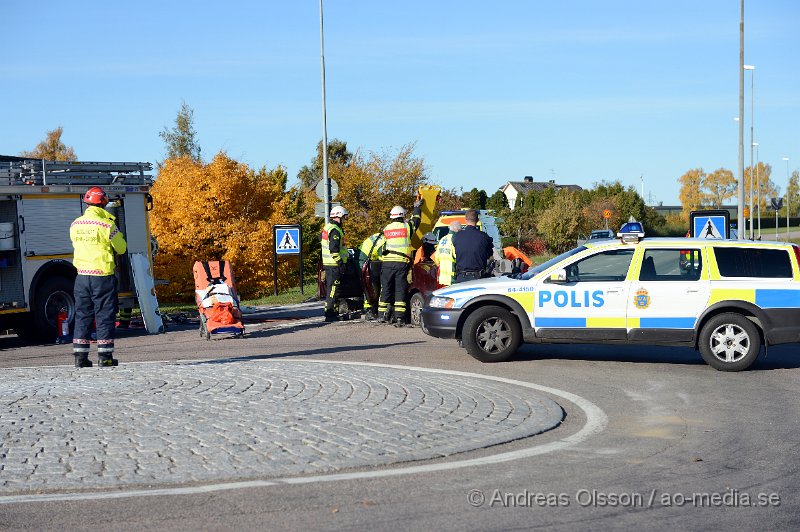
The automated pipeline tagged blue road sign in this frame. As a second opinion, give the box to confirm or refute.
[693,215,726,239]
[275,226,301,255]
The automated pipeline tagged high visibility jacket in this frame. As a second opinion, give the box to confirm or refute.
[382,221,414,263]
[321,222,346,266]
[381,207,421,264]
[434,233,456,286]
[70,206,127,276]
[357,233,385,267]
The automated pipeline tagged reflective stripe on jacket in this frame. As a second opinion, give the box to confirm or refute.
[70,206,127,276]
[434,233,456,286]
[321,222,346,266]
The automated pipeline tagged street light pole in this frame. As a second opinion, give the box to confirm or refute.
[744,64,755,239]
[737,0,745,239]
[784,157,791,240]
[319,0,330,225]
[754,142,760,238]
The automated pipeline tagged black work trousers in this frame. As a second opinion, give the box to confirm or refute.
[323,265,342,316]
[73,274,118,358]
[363,262,382,310]
[378,261,408,321]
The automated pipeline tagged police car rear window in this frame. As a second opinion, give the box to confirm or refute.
[713,247,792,278]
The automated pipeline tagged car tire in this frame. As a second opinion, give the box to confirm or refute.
[698,313,761,372]
[462,305,522,363]
[409,292,425,327]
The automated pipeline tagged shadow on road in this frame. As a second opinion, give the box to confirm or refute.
[513,342,800,371]
[185,340,428,364]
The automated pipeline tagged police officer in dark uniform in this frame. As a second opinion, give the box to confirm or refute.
[452,209,493,283]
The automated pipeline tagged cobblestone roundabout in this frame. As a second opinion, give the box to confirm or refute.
[0,360,563,493]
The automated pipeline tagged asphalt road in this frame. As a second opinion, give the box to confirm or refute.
[1,303,799,531]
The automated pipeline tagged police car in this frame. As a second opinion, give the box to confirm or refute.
[421,222,800,371]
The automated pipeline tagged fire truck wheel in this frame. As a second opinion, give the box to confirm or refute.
[33,276,76,341]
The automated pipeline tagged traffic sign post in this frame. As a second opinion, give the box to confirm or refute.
[273,224,303,295]
[602,209,612,229]
[689,210,730,239]
[771,198,784,240]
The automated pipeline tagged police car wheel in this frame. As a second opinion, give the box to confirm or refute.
[409,293,425,327]
[698,313,761,372]
[462,306,521,363]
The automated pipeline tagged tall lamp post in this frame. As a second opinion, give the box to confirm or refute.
[319,0,330,225]
[784,156,791,240]
[737,0,745,238]
[753,142,760,238]
[744,64,755,238]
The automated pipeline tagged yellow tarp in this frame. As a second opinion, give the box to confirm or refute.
[410,185,441,249]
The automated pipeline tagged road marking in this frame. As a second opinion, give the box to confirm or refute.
[0,360,607,505]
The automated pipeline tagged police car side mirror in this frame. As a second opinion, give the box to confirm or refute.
[548,268,568,283]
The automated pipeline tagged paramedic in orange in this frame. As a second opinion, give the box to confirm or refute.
[69,187,127,368]
[321,206,349,322]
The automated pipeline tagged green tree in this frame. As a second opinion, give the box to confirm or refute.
[537,190,584,253]
[463,188,487,210]
[783,170,800,218]
[159,102,201,162]
[19,126,77,161]
[297,139,353,188]
[486,190,509,213]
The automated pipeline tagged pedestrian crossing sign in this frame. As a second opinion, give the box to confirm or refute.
[691,213,728,239]
[275,225,301,255]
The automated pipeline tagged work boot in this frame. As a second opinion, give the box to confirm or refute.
[365,310,378,322]
[74,354,93,368]
[377,313,389,324]
[324,312,337,323]
[98,356,118,367]
[392,318,405,328]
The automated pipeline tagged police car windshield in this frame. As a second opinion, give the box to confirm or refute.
[521,246,587,280]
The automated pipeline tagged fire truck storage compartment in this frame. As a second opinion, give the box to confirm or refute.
[0,199,24,307]
[20,196,83,257]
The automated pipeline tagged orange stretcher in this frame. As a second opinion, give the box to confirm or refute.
[193,260,245,340]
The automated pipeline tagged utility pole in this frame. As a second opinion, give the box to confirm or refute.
[737,0,745,239]
[319,0,330,225]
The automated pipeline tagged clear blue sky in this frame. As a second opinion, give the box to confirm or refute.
[2,1,798,205]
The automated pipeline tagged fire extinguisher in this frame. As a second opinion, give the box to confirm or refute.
[56,308,71,344]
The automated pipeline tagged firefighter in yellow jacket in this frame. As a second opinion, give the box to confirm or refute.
[321,205,349,322]
[357,232,385,321]
[69,187,127,368]
[378,199,422,325]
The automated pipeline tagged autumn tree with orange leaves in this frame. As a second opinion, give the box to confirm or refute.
[150,153,303,301]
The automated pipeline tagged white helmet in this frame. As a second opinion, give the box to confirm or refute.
[389,205,406,218]
[330,206,348,218]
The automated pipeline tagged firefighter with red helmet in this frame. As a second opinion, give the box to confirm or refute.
[69,187,127,367]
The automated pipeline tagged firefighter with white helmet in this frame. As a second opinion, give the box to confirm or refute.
[70,186,127,368]
[321,205,349,322]
[378,199,423,325]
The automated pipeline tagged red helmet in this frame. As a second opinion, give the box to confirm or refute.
[83,187,108,206]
